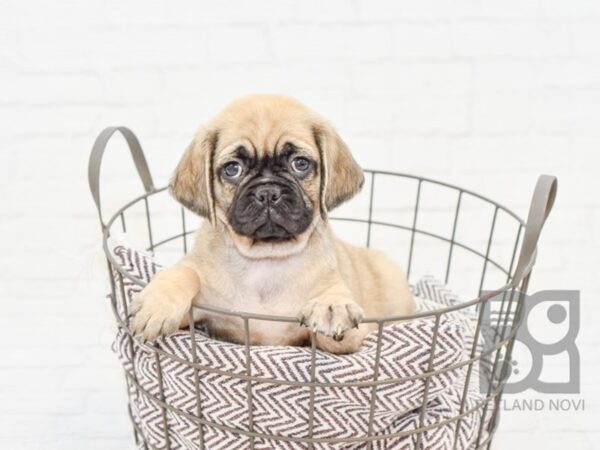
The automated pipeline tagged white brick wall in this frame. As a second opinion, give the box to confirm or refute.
[0,1,598,448]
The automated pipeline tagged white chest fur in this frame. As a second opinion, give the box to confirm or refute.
[192,252,310,345]
[198,251,307,318]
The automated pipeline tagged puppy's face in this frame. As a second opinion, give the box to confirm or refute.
[170,95,364,258]
[219,141,316,242]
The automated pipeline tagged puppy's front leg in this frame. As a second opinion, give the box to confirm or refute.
[130,262,201,340]
[299,280,367,354]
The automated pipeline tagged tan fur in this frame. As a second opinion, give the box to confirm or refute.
[131,95,414,354]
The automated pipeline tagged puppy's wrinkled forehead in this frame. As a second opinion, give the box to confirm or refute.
[210,95,319,159]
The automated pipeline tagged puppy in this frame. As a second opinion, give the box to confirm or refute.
[130,95,414,354]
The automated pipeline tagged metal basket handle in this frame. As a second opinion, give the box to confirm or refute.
[510,174,558,287]
[88,126,155,230]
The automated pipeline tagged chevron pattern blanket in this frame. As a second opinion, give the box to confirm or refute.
[112,246,491,449]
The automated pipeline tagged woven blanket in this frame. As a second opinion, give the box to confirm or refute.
[112,246,491,449]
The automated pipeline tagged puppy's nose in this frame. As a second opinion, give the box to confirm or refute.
[254,184,283,206]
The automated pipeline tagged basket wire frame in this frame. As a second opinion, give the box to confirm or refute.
[90,127,556,450]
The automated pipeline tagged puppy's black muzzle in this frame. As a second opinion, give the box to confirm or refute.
[228,177,313,242]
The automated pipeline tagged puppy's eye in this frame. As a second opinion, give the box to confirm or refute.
[291,157,310,173]
[223,161,242,179]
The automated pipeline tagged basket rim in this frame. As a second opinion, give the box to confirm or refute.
[111,290,521,387]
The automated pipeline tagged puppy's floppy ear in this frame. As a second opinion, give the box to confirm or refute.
[169,128,219,224]
[313,122,364,214]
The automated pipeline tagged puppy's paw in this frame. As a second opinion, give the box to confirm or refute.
[129,281,191,341]
[298,298,364,341]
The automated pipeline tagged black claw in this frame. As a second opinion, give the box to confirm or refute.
[353,319,360,329]
[299,317,306,327]
[333,333,345,342]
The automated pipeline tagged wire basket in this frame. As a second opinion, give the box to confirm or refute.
[89,127,557,450]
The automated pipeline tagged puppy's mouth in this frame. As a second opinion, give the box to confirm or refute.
[227,180,314,243]
[252,222,295,243]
